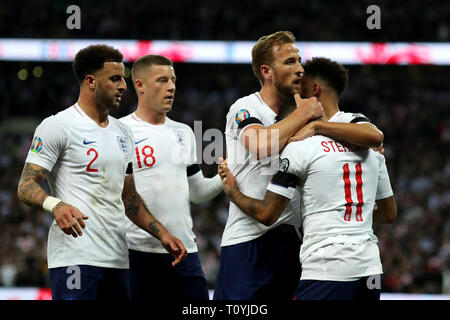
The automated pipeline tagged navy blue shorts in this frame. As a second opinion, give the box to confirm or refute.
[49,265,130,300]
[128,250,209,300]
[293,275,382,300]
[213,224,302,300]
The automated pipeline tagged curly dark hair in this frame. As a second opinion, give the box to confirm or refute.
[72,44,123,83]
[302,57,349,97]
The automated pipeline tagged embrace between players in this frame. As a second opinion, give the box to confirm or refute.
[17,31,396,300]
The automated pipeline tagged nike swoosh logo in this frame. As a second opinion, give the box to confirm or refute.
[135,138,148,145]
[83,139,96,145]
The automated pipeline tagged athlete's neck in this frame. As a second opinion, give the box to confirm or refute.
[317,95,340,121]
[259,86,284,114]
[135,105,166,125]
[77,93,109,127]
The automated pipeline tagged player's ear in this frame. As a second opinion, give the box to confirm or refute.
[135,79,144,94]
[85,75,96,89]
[260,64,272,81]
[312,82,321,97]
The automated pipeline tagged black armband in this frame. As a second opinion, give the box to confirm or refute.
[187,164,201,177]
[350,115,371,123]
[237,117,264,137]
[270,171,299,188]
[126,162,133,174]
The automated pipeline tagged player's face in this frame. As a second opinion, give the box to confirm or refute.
[270,43,304,98]
[94,62,127,111]
[141,65,176,114]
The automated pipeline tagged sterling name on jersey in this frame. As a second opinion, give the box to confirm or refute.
[25,104,134,269]
[120,113,198,253]
[267,133,393,281]
[222,92,301,247]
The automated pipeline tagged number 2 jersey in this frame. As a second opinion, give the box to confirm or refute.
[267,131,393,281]
[119,113,199,253]
[25,104,134,269]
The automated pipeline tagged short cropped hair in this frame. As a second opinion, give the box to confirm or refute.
[302,57,349,97]
[251,31,296,85]
[72,44,123,84]
[131,55,173,83]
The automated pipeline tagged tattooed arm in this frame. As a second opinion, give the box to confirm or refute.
[218,161,290,226]
[228,189,290,226]
[122,174,187,266]
[17,162,50,209]
[17,162,88,237]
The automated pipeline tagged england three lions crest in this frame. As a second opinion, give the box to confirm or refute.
[116,136,130,156]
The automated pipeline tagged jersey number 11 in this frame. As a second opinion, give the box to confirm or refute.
[342,162,364,222]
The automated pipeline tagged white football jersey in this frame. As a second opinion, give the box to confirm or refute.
[120,113,199,253]
[267,134,393,281]
[25,104,134,269]
[221,92,301,247]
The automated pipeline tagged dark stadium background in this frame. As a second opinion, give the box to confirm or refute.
[0,0,449,297]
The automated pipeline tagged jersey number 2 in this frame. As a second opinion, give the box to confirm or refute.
[86,148,99,172]
[342,162,364,222]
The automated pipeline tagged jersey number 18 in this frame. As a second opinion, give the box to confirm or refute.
[135,146,156,168]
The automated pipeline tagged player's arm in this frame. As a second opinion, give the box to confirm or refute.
[241,94,323,159]
[122,173,187,266]
[218,159,290,226]
[373,196,397,224]
[187,164,223,204]
[289,120,384,148]
[17,162,88,238]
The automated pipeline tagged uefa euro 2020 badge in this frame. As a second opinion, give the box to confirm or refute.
[235,109,251,125]
[30,136,43,154]
[116,136,130,157]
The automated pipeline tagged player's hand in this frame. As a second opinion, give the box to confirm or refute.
[52,202,88,238]
[159,232,187,267]
[372,142,385,155]
[218,157,238,196]
[217,157,228,180]
[294,93,324,120]
[288,121,316,143]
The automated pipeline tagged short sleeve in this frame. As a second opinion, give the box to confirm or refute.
[334,112,371,124]
[350,113,371,124]
[25,116,68,172]
[376,155,394,200]
[120,121,135,165]
[266,141,306,199]
[188,126,197,165]
[186,126,201,176]
[226,102,264,140]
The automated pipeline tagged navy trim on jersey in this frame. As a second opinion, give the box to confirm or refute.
[271,171,299,188]
[126,162,133,174]
[187,164,201,177]
[350,116,370,123]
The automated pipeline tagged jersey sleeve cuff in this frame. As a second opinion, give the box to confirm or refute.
[267,182,295,200]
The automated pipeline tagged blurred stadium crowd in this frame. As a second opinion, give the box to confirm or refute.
[0,0,449,42]
[0,0,449,295]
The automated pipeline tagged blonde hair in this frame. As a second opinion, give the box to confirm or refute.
[251,31,296,85]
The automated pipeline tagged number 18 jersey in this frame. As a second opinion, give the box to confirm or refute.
[119,113,198,253]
